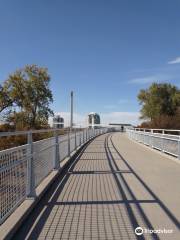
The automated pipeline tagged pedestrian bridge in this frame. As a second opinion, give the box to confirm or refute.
[0,129,180,239]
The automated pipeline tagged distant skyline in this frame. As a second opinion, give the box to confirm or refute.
[0,0,180,125]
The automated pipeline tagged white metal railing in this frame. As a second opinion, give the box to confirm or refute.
[133,128,180,135]
[127,129,180,159]
[0,127,108,224]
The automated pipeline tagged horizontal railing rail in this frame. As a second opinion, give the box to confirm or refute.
[127,129,180,159]
[0,127,108,224]
[133,128,180,135]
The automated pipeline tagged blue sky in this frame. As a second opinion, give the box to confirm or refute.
[0,0,180,125]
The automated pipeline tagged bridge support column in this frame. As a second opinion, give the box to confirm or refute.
[27,131,36,198]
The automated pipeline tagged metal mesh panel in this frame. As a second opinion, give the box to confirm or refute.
[144,134,150,145]
[151,136,162,150]
[59,135,68,161]
[79,132,83,145]
[33,138,54,187]
[0,145,28,224]
[163,138,178,156]
[76,133,81,146]
[70,133,75,152]
[89,129,92,138]
[137,133,142,142]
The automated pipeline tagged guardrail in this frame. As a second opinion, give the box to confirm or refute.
[127,129,180,159]
[0,127,107,224]
[133,128,180,135]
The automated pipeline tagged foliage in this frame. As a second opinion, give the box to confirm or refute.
[0,84,13,114]
[1,65,54,129]
[138,83,180,121]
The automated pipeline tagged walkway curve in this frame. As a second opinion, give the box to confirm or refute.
[14,133,180,240]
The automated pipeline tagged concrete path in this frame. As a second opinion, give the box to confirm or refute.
[14,133,180,240]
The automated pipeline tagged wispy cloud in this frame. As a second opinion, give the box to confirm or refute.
[129,74,172,84]
[168,57,180,64]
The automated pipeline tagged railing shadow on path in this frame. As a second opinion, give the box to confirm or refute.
[105,135,159,240]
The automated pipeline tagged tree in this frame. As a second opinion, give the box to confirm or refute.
[0,84,12,113]
[3,64,53,129]
[138,83,180,121]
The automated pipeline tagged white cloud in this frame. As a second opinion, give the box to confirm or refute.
[129,74,172,84]
[49,111,141,127]
[100,112,140,126]
[129,76,158,84]
[168,57,180,64]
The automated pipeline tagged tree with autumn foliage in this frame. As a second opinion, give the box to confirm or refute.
[0,65,53,129]
[138,83,180,129]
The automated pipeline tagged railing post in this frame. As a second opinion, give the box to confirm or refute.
[27,131,36,198]
[161,134,164,152]
[68,130,70,156]
[86,129,88,141]
[80,131,82,145]
[75,129,77,149]
[150,129,153,148]
[82,129,84,143]
[53,130,60,169]
[143,129,145,144]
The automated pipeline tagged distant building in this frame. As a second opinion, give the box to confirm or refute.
[51,115,64,128]
[88,112,100,128]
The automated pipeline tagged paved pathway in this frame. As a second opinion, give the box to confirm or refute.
[15,133,180,240]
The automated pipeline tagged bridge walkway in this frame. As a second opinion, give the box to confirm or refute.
[15,133,180,240]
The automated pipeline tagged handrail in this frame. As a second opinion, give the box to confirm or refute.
[0,127,83,137]
[133,128,180,134]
